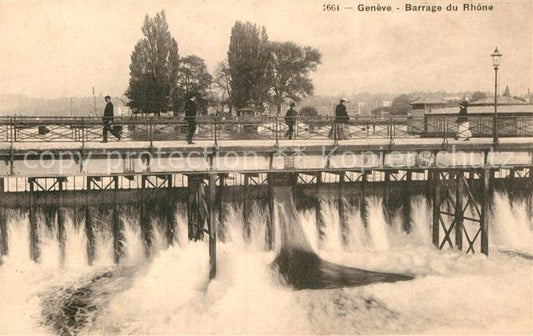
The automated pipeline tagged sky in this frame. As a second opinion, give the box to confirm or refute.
[1,0,532,99]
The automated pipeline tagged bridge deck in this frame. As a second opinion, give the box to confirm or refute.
[2,137,532,152]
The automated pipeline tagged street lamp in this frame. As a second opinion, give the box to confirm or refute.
[491,47,502,147]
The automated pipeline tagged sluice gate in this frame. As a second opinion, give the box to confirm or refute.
[1,167,532,278]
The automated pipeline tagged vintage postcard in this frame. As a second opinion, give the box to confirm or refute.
[0,0,532,335]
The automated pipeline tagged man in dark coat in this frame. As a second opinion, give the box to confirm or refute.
[102,95,114,143]
[329,98,349,139]
[284,102,297,139]
[185,96,197,144]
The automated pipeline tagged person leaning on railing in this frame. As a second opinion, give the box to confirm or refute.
[329,98,349,140]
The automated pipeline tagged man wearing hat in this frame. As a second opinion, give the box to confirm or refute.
[284,102,297,139]
[185,96,198,144]
[455,100,471,141]
[329,98,349,139]
[102,95,114,143]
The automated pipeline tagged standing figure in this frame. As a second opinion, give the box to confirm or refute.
[102,95,114,143]
[185,96,197,144]
[455,100,471,141]
[329,98,349,139]
[284,102,297,139]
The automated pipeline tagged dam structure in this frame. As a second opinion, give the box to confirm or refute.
[1,115,532,280]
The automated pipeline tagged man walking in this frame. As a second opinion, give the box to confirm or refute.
[185,96,197,144]
[329,98,349,140]
[284,102,297,139]
[102,95,114,143]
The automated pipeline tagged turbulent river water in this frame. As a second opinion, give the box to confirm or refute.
[0,191,531,335]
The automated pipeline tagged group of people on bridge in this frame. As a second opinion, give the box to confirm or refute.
[284,98,349,140]
[100,95,472,142]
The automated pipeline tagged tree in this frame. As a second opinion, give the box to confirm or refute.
[267,41,321,114]
[227,21,270,109]
[176,55,213,113]
[390,94,411,115]
[213,60,233,113]
[125,11,179,115]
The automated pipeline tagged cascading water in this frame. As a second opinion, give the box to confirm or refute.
[271,186,413,289]
[0,191,531,335]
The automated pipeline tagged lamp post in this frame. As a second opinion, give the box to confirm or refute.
[491,47,502,147]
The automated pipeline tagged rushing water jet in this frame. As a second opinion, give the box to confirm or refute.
[271,187,414,290]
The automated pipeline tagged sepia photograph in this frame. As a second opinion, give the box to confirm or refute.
[0,0,532,334]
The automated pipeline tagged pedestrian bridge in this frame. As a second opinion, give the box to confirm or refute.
[1,115,532,177]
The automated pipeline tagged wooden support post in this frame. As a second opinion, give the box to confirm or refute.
[508,169,515,206]
[338,172,347,245]
[315,172,323,243]
[525,167,533,223]
[266,175,274,250]
[166,174,176,246]
[243,174,250,240]
[28,178,39,262]
[402,171,412,233]
[480,169,490,255]
[360,173,368,228]
[0,178,7,256]
[112,176,122,264]
[217,174,225,242]
[187,175,202,241]
[85,177,95,265]
[208,174,217,279]
[57,178,66,265]
[431,171,440,248]
[140,175,151,256]
[455,171,464,251]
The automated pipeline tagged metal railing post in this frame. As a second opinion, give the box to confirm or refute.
[442,116,448,149]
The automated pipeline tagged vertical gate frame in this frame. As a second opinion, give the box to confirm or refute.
[431,168,490,255]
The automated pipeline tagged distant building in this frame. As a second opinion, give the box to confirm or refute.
[382,100,392,107]
[409,96,449,116]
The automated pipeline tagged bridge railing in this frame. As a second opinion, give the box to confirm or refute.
[0,113,532,144]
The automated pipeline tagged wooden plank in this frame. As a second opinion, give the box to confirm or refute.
[360,173,368,228]
[140,175,152,256]
[112,176,122,264]
[402,171,412,233]
[85,176,95,265]
[431,171,440,248]
[480,169,490,255]
[455,172,464,251]
[315,172,323,244]
[166,174,176,246]
[28,178,40,261]
[57,178,66,264]
[217,174,225,242]
[243,174,250,240]
[208,174,217,279]
[338,172,347,245]
[0,178,7,256]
